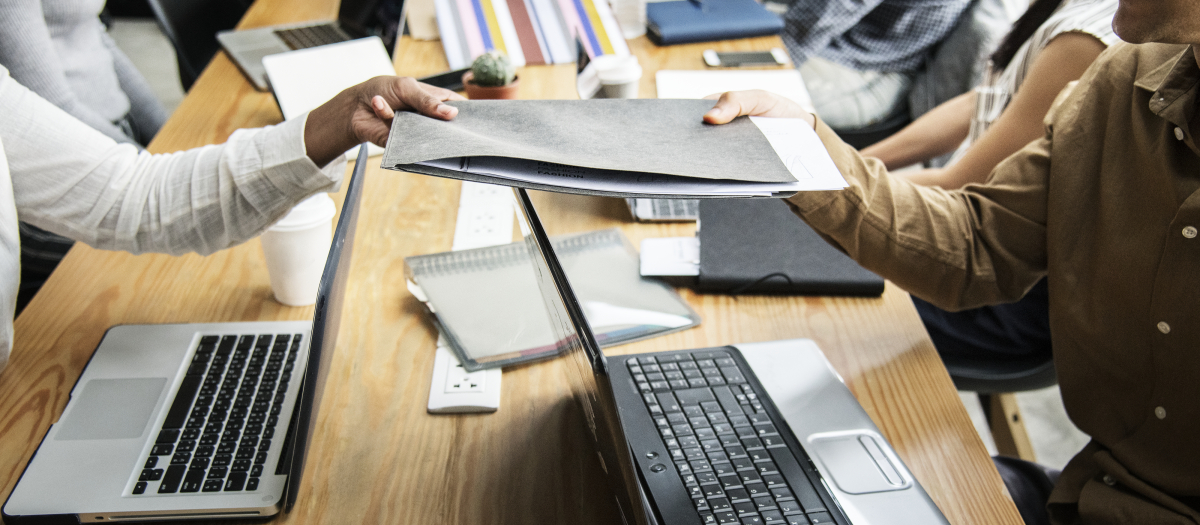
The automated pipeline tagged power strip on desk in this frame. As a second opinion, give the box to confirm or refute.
[426,182,514,414]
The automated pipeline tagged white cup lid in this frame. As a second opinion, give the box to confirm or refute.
[268,193,336,232]
[594,55,642,85]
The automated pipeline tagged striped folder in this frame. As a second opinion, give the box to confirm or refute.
[435,0,631,68]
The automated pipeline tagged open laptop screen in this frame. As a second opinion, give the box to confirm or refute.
[511,188,650,524]
[338,0,404,53]
[283,144,370,510]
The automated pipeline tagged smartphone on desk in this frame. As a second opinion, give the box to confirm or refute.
[703,48,789,67]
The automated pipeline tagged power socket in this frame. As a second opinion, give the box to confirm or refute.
[451,182,515,251]
[427,344,502,414]
[445,359,487,393]
[427,182,511,414]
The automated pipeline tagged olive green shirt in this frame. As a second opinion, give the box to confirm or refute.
[786,42,1200,524]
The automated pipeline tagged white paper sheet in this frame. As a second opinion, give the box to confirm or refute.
[750,117,847,190]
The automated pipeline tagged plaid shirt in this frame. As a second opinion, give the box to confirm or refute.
[783,0,972,73]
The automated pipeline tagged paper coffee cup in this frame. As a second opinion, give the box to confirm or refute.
[594,55,642,99]
[260,193,336,306]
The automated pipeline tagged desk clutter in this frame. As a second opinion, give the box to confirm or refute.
[406,228,700,371]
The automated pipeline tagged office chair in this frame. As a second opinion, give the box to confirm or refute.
[146,0,251,91]
[943,352,1056,462]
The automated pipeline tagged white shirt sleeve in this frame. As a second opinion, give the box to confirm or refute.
[0,64,346,255]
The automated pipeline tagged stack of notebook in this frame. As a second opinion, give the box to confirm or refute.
[405,229,700,370]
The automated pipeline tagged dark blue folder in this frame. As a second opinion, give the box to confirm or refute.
[646,0,784,46]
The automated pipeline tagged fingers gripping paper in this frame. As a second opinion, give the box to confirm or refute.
[382,99,847,198]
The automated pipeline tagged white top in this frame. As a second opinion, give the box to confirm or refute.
[0,0,169,143]
[0,65,346,373]
[952,0,1120,160]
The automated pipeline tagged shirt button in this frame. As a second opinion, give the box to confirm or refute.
[1158,321,1171,334]
[1184,226,1198,239]
[1103,474,1116,486]
[1175,127,1185,140]
[1155,406,1167,419]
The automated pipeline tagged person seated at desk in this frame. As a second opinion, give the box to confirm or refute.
[861,0,1118,401]
[0,0,176,312]
[780,0,972,130]
[0,70,461,374]
[700,0,1200,521]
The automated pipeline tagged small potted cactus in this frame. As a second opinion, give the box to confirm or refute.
[463,50,519,100]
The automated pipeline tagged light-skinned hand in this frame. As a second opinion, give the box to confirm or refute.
[702,89,816,128]
[304,76,466,166]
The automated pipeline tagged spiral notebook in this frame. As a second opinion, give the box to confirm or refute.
[405,229,700,370]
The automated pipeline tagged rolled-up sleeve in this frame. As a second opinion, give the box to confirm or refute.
[784,117,1050,311]
[0,65,346,256]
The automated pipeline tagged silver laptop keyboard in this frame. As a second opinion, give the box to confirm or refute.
[274,24,351,50]
[132,333,302,495]
[628,351,836,525]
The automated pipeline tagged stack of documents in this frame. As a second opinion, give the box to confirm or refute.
[435,0,629,68]
[383,99,847,198]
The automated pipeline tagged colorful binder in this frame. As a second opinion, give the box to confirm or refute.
[435,0,630,68]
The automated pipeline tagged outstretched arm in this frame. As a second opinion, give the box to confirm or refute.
[0,69,462,255]
[704,90,1051,310]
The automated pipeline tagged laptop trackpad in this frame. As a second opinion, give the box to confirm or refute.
[55,378,166,441]
[809,433,909,494]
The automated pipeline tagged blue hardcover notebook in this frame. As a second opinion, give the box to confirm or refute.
[646,0,784,46]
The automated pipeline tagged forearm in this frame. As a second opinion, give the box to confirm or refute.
[861,91,974,170]
[1,72,341,255]
[786,117,1049,310]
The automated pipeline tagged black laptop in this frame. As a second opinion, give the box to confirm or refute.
[511,187,950,525]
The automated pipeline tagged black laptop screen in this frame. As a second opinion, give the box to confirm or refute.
[512,189,650,525]
[338,0,404,53]
[283,144,369,511]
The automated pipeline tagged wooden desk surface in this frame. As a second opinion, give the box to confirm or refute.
[0,1,1021,522]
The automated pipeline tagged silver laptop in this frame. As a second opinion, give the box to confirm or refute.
[218,0,402,91]
[512,187,949,525]
[3,145,370,522]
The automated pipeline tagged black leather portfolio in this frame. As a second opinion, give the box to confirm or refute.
[696,198,885,296]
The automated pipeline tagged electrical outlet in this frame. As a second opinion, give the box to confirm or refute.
[427,182,510,413]
[427,345,501,413]
[451,182,515,251]
[445,361,487,393]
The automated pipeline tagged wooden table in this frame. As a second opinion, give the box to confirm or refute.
[0,1,1021,523]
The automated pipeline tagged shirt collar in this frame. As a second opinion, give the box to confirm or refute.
[1135,46,1199,127]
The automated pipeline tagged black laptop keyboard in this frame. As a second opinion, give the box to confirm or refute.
[628,351,836,525]
[275,24,351,50]
[132,333,302,495]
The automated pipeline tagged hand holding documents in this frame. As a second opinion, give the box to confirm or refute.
[382,99,847,198]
